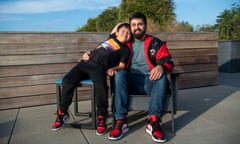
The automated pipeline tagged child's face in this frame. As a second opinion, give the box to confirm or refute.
[115,27,131,43]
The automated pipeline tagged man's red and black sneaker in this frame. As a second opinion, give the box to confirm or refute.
[146,114,167,143]
[52,109,70,131]
[96,115,107,135]
[108,118,129,140]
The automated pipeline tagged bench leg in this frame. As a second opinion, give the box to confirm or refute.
[74,88,91,117]
[56,84,61,110]
[170,75,178,133]
[90,84,96,129]
[73,84,96,129]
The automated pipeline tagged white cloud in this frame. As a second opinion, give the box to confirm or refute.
[0,0,120,14]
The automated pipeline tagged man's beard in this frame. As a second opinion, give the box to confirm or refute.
[133,29,146,40]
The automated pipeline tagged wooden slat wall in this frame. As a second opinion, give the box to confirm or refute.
[154,32,219,89]
[0,32,218,110]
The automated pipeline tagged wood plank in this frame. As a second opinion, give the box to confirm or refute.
[172,55,218,65]
[153,32,218,41]
[169,48,218,57]
[0,32,217,43]
[0,63,75,77]
[0,92,92,110]
[0,84,92,99]
[0,41,217,55]
[0,43,98,55]
[174,63,218,73]
[0,32,108,43]
[0,74,62,88]
[167,41,218,49]
[0,94,56,110]
[0,50,218,66]
[0,53,82,66]
[0,84,56,98]
[178,71,218,89]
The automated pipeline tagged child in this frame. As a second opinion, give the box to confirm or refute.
[52,23,131,136]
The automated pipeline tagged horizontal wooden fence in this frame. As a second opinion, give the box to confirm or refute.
[0,32,218,110]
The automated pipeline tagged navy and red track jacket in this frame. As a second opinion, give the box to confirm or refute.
[126,34,174,73]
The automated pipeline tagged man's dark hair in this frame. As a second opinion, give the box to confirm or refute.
[129,12,147,25]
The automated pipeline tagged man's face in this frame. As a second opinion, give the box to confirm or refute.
[130,18,146,40]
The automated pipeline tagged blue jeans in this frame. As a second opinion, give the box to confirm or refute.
[114,70,168,119]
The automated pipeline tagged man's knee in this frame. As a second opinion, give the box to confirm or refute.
[160,73,168,82]
[153,73,168,90]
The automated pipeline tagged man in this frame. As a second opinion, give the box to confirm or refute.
[108,12,173,143]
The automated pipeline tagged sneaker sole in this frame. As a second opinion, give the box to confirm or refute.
[52,127,63,131]
[52,115,70,131]
[108,127,129,140]
[146,128,167,143]
[96,129,107,136]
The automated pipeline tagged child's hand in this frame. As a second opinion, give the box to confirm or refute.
[80,51,90,61]
[107,69,117,76]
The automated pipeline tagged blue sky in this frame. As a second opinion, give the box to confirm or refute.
[0,0,238,32]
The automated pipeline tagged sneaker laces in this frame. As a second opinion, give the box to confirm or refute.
[55,116,61,123]
[98,116,105,127]
[109,119,124,136]
[114,119,123,129]
[55,110,63,122]
[152,120,161,131]
[53,113,63,127]
[55,109,67,123]
[57,109,62,115]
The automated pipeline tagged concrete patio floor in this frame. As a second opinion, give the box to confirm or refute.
[1,72,240,144]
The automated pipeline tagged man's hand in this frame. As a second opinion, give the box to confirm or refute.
[149,65,164,81]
